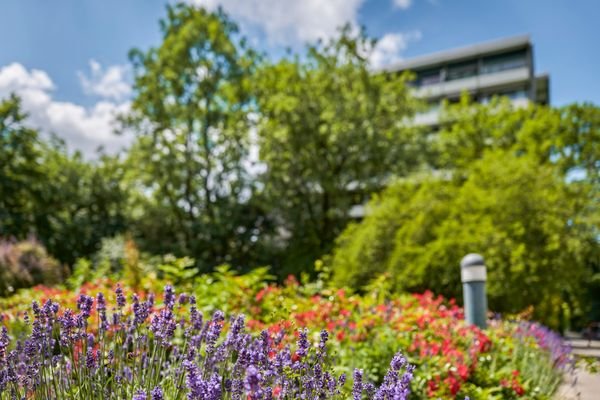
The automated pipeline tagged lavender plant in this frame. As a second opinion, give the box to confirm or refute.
[0,285,415,399]
[510,320,576,395]
[515,321,574,370]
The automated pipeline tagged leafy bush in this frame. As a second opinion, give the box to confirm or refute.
[67,236,159,290]
[0,237,65,296]
[329,151,597,329]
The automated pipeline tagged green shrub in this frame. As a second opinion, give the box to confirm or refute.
[329,151,597,329]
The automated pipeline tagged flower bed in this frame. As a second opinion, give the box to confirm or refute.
[0,277,573,399]
[0,285,414,399]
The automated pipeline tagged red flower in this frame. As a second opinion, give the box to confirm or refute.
[284,275,298,287]
[457,363,469,380]
[513,382,525,396]
[445,375,461,395]
[427,377,439,397]
[255,288,268,302]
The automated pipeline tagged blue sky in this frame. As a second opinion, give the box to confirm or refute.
[1,0,599,154]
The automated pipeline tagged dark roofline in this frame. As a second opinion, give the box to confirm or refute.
[381,34,531,73]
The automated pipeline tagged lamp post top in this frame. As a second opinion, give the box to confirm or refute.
[461,253,485,268]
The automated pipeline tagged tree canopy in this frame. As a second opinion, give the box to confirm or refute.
[254,27,422,274]
[0,95,127,265]
[124,4,268,271]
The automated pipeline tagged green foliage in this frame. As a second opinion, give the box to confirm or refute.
[0,95,128,266]
[331,98,600,327]
[330,151,598,328]
[158,254,197,285]
[434,96,600,184]
[0,95,44,237]
[66,258,94,290]
[185,264,275,314]
[37,150,128,265]
[67,236,149,289]
[0,237,65,296]
[255,26,422,275]
[124,3,269,272]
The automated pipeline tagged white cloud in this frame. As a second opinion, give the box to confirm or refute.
[78,60,131,101]
[190,0,366,44]
[393,0,412,9]
[0,62,131,157]
[369,31,422,69]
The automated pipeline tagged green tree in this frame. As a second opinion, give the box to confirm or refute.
[255,27,422,275]
[124,4,267,271]
[330,151,598,328]
[434,97,600,184]
[0,95,45,238]
[37,148,129,265]
[0,95,128,265]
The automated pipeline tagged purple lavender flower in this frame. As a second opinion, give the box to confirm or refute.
[226,315,245,346]
[178,293,188,305]
[390,353,406,372]
[373,351,414,400]
[0,326,8,361]
[86,350,97,370]
[244,365,263,398]
[76,294,94,319]
[96,292,106,312]
[205,311,225,353]
[150,309,177,346]
[363,382,376,398]
[151,386,164,400]
[296,328,309,359]
[184,361,222,400]
[115,284,126,308]
[32,301,41,317]
[164,285,175,310]
[133,389,147,400]
[318,329,329,361]
[189,304,203,332]
[96,292,109,331]
[57,309,75,347]
[132,293,151,326]
[353,368,363,400]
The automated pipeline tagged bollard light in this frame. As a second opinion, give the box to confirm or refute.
[460,253,487,329]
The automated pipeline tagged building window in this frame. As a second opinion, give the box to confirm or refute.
[481,49,527,74]
[417,69,442,86]
[446,61,478,81]
[506,89,528,100]
[479,88,528,103]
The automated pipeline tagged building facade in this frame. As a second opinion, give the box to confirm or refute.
[382,35,550,125]
[349,36,550,218]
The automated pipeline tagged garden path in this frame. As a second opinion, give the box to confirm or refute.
[558,338,600,400]
[557,368,600,400]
